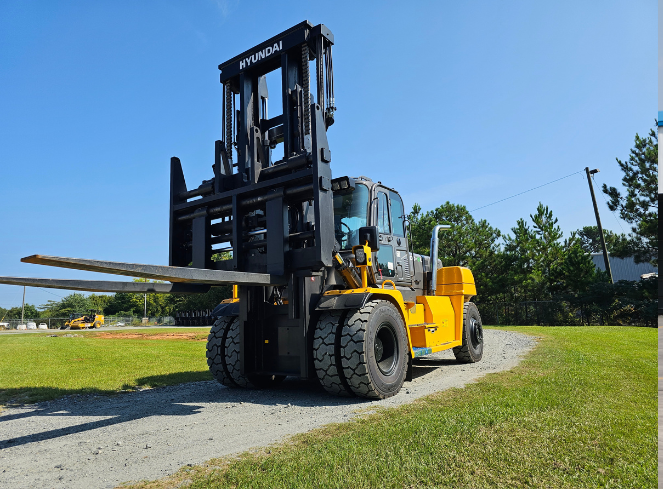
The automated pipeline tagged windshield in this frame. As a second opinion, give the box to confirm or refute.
[333,183,369,250]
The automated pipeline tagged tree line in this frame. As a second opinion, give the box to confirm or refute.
[0,284,232,321]
[408,124,658,326]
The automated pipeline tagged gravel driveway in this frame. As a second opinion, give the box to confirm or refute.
[0,329,535,489]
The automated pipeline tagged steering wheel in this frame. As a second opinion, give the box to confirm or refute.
[335,221,352,247]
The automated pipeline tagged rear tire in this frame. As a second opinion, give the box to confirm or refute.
[313,310,353,396]
[453,302,483,363]
[223,316,285,389]
[341,300,408,399]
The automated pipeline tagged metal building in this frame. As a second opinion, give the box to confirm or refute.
[590,253,657,282]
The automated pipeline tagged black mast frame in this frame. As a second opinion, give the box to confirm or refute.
[168,21,335,379]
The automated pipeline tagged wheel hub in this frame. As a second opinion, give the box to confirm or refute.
[374,323,398,375]
[470,318,483,348]
[374,337,384,362]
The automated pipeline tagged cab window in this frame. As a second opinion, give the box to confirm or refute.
[389,191,405,237]
[376,191,390,234]
[333,183,369,250]
[376,245,396,278]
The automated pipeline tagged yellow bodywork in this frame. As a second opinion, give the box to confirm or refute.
[65,313,104,330]
[224,252,476,359]
[322,264,477,358]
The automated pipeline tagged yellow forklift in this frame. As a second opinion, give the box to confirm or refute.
[0,21,483,399]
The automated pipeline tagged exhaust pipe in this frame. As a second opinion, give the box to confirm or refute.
[429,224,451,295]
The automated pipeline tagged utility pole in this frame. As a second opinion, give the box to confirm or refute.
[585,167,613,283]
[144,277,147,319]
[21,286,25,324]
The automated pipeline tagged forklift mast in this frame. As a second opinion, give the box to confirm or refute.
[169,21,336,278]
[167,21,339,380]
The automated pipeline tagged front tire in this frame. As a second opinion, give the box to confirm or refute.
[222,316,285,389]
[313,310,353,396]
[207,316,235,386]
[341,300,408,399]
[453,302,484,363]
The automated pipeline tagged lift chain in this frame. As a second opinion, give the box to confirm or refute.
[301,44,311,136]
[224,83,233,162]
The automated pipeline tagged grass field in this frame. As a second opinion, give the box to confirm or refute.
[0,328,212,405]
[124,326,657,489]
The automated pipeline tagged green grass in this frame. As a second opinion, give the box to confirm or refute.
[127,326,657,489]
[0,328,212,405]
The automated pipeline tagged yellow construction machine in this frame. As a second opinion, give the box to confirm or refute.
[62,311,104,330]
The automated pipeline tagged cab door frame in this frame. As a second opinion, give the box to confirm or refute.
[387,189,411,287]
[370,184,413,286]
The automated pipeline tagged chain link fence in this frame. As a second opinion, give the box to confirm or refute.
[477,300,656,327]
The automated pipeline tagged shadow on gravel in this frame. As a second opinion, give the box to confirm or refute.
[411,358,460,380]
[0,371,214,407]
[0,399,205,449]
[0,355,468,450]
[0,377,364,449]
[130,371,213,389]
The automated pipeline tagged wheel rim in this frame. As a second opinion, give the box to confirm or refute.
[469,317,483,348]
[374,322,398,375]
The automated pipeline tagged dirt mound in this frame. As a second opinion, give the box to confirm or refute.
[94,332,206,341]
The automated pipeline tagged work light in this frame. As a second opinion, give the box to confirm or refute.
[331,176,355,194]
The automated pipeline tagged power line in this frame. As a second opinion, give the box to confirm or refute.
[38,287,65,299]
[470,170,585,212]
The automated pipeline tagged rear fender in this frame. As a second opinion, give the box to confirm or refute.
[317,288,416,357]
[315,292,372,311]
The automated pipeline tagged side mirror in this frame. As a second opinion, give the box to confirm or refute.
[358,226,380,251]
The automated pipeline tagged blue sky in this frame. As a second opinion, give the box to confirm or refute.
[0,0,657,310]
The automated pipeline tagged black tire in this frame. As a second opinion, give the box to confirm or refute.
[223,316,285,389]
[340,300,408,399]
[312,310,353,397]
[206,316,236,387]
[453,302,484,363]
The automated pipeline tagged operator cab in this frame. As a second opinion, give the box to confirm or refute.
[332,176,411,286]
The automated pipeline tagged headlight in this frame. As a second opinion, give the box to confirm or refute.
[354,248,366,265]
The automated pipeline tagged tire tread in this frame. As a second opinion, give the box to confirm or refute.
[341,300,404,399]
[206,316,236,387]
[312,310,353,396]
[452,302,483,363]
[224,317,256,388]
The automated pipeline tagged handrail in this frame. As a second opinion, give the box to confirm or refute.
[429,224,451,295]
[381,280,396,290]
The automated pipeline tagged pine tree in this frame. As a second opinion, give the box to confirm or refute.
[602,124,658,265]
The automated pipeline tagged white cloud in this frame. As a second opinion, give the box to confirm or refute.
[211,0,237,19]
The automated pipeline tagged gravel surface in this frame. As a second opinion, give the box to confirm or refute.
[0,329,535,489]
